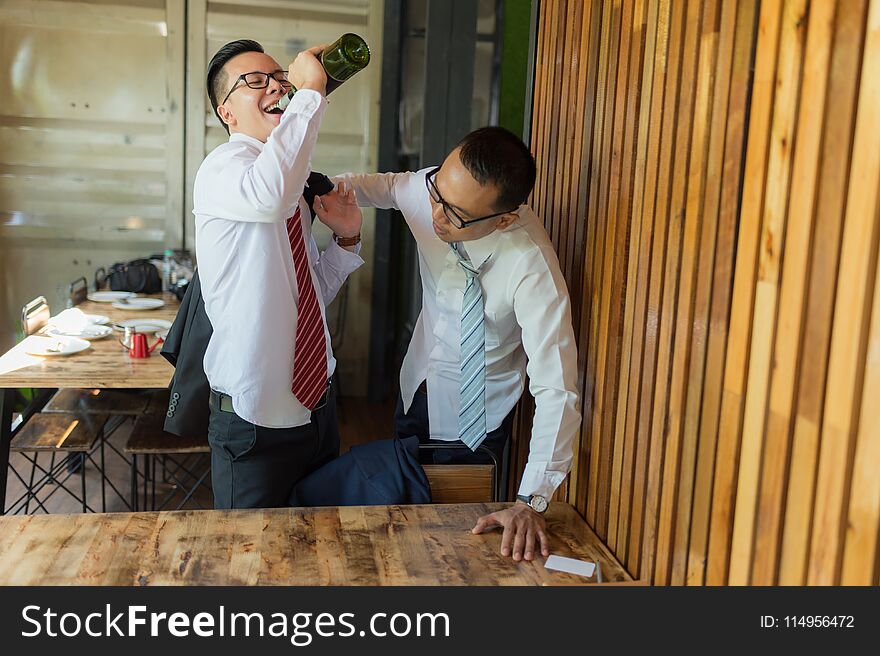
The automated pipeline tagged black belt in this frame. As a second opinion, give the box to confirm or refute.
[210,380,332,415]
[209,389,236,413]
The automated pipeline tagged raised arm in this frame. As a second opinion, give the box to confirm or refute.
[331,172,406,210]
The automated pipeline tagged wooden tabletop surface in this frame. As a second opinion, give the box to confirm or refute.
[0,293,179,389]
[0,503,631,586]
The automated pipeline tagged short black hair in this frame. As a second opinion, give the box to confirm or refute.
[456,126,537,212]
[207,39,264,134]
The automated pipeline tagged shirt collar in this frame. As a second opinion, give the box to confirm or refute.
[455,206,525,270]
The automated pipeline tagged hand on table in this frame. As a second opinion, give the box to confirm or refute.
[314,181,362,241]
[472,502,550,562]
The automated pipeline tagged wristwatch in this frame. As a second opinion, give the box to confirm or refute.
[516,494,549,514]
[333,233,361,247]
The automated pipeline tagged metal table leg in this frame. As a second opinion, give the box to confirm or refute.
[0,389,13,515]
[131,454,138,512]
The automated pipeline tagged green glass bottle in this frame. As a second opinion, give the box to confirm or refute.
[277,33,370,110]
[321,33,371,94]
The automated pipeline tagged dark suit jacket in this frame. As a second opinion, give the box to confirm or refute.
[159,172,336,438]
[289,436,431,506]
[160,269,211,437]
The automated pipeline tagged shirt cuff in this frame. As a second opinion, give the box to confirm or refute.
[324,238,364,270]
[517,464,567,501]
[281,88,327,122]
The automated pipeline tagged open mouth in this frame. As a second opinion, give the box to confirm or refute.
[263,99,284,115]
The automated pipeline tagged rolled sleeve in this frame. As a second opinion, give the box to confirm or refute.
[314,238,364,306]
[511,247,581,499]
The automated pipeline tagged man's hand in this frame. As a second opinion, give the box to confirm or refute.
[314,180,362,240]
[472,502,550,561]
[289,45,328,95]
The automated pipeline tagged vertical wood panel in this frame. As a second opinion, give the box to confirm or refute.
[840,197,880,585]
[686,0,757,586]
[567,0,603,502]
[750,0,837,585]
[675,0,739,586]
[728,0,808,585]
[592,0,639,539]
[706,0,783,585]
[615,0,672,563]
[582,0,617,526]
[778,0,868,585]
[524,0,879,585]
[660,0,722,587]
[808,0,880,585]
[627,0,687,577]
[643,0,704,584]
[609,0,659,554]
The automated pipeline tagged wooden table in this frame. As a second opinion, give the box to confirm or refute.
[0,503,632,585]
[0,293,180,511]
[0,293,179,389]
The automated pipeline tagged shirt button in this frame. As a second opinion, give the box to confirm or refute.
[172,392,180,400]
[166,410,173,418]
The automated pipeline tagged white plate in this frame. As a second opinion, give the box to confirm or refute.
[23,336,91,357]
[46,308,111,328]
[45,324,113,340]
[112,298,165,311]
[88,291,137,302]
[113,318,173,334]
[84,314,110,325]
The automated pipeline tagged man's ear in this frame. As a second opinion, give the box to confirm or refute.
[217,104,235,130]
[496,211,519,231]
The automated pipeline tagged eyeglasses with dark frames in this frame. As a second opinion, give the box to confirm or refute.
[425,166,517,229]
[220,70,292,106]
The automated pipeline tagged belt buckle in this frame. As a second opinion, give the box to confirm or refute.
[210,390,234,413]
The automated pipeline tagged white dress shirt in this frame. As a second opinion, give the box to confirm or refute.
[194,89,363,428]
[338,169,580,499]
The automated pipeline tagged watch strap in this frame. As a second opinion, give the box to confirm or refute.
[517,494,548,513]
[333,233,361,247]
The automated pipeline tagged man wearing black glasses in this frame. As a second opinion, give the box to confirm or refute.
[330,127,580,562]
[192,40,364,509]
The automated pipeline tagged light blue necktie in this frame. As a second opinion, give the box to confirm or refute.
[451,242,487,451]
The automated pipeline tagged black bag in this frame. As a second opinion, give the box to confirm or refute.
[107,259,162,293]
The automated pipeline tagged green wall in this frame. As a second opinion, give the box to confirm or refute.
[498,0,533,139]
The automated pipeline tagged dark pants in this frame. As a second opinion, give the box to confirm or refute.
[394,383,514,470]
[207,384,340,509]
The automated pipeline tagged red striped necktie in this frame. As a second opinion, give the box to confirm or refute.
[287,207,328,410]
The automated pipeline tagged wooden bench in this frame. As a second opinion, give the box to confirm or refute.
[43,388,150,415]
[124,411,210,511]
[125,413,209,456]
[9,412,109,513]
[11,413,107,453]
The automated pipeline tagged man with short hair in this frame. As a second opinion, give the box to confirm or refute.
[193,39,363,509]
[331,126,581,561]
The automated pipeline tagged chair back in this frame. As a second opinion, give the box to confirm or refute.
[419,443,499,502]
[94,266,108,291]
[68,276,88,307]
[423,464,495,503]
[21,296,50,336]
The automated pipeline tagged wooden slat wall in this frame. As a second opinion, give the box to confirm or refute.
[521,0,880,585]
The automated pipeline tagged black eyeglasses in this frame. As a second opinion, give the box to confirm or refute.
[425,166,516,229]
[220,70,292,106]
